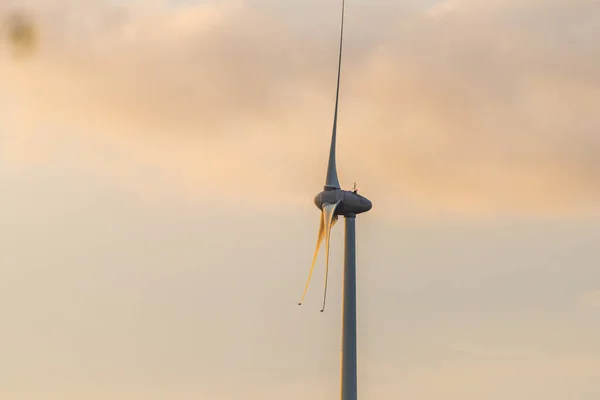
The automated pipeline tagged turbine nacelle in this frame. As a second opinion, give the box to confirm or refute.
[314,189,372,217]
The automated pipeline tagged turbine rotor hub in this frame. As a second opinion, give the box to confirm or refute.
[314,189,372,216]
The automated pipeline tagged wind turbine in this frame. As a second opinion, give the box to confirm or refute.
[298,1,372,399]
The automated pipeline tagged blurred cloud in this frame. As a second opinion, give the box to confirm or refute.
[2,11,38,57]
[0,0,599,215]
[578,290,600,309]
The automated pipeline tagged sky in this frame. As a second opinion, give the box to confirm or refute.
[0,0,599,399]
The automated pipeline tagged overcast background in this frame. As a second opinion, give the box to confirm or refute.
[1,0,599,399]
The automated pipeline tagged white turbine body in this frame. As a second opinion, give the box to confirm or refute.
[298,2,372,399]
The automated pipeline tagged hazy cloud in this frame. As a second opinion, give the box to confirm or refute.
[578,290,600,309]
[1,0,599,215]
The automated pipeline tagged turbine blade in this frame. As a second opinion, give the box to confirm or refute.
[298,212,326,305]
[321,201,341,312]
[324,0,345,190]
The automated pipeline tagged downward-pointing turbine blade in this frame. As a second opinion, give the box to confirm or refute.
[298,210,339,306]
[324,0,345,190]
[298,212,325,305]
[321,201,341,312]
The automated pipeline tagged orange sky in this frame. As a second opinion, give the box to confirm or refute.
[0,1,599,399]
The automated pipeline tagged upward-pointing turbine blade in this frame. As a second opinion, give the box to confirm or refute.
[324,0,345,190]
[321,201,341,312]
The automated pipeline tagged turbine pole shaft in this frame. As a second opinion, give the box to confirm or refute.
[341,214,357,400]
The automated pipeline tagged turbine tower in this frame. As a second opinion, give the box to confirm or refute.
[298,1,372,399]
